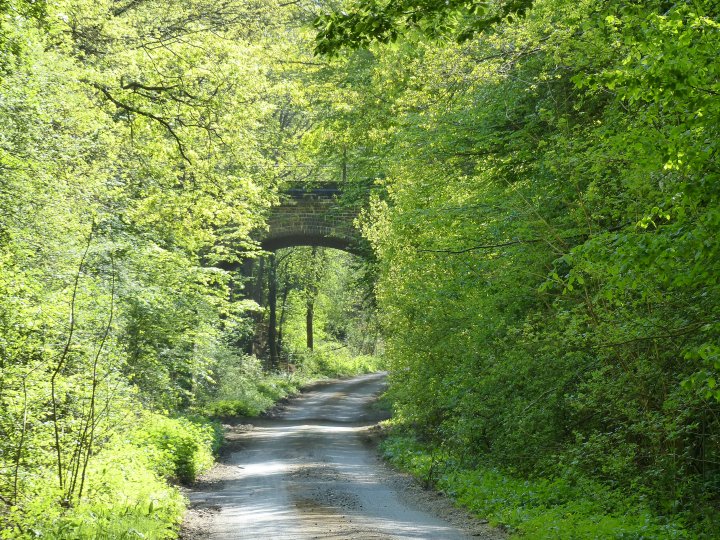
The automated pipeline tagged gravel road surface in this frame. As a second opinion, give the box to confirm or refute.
[184,372,502,539]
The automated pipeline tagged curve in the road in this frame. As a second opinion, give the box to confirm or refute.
[188,372,496,539]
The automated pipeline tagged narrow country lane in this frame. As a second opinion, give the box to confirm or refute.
[185,373,500,539]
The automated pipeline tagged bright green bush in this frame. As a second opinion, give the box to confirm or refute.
[256,376,300,401]
[5,413,221,538]
[352,0,720,532]
[202,398,261,418]
[298,346,386,377]
[2,440,185,540]
[134,413,220,484]
[199,355,301,416]
[200,351,385,419]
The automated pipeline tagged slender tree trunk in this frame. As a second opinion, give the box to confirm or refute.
[12,377,29,504]
[268,254,279,369]
[77,254,115,501]
[306,298,314,351]
[51,227,93,492]
[278,284,290,355]
[306,246,319,351]
[247,257,266,358]
[255,257,266,306]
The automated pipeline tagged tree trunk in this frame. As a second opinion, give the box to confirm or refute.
[268,254,279,370]
[278,284,290,355]
[306,298,314,351]
[246,257,266,357]
[306,246,319,351]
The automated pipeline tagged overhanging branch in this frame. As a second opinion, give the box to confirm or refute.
[417,223,629,254]
[93,83,191,163]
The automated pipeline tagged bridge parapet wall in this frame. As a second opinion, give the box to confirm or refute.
[260,186,362,253]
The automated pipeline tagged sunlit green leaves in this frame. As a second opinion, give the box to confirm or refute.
[0,0,327,535]
[336,0,720,531]
[313,0,534,55]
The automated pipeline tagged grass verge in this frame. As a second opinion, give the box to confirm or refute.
[380,433,695,539]
[199,347,384,418]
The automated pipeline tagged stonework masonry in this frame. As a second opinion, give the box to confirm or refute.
[260,185,362,253]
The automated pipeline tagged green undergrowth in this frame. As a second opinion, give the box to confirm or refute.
[4,413,220,540]
[133,414,222,484]
[200,348,384,418]
[380,434,698,539]
[3,351,381,539]
[298,346,384,378]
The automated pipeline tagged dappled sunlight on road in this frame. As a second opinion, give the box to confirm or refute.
[188,373,487,539]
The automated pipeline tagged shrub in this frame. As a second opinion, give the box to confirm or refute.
[299,346,385,377]
[4,442,185,540]
[200,351,385,419]
[134,413,220,484]
[381,433,693,539]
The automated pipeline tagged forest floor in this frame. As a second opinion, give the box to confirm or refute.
[180,372,502,539]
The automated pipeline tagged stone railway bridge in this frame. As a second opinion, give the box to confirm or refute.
[242,181,367,363]
[259,182,364,254]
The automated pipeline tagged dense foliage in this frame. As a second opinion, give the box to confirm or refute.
[2,0,718,536]
[272,247,379,356]
[0,0,360,536]
[311,0,719,535]
[314,0,534,55]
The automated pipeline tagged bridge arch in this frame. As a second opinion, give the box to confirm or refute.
[259,183,365,255]
[241,182,368,365]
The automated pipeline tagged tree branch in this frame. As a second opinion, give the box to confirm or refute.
[93,83,191,163]
[51,226,94,491]
[120,80,180,92]
[417,223,629,254]
[598,321,717,349]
